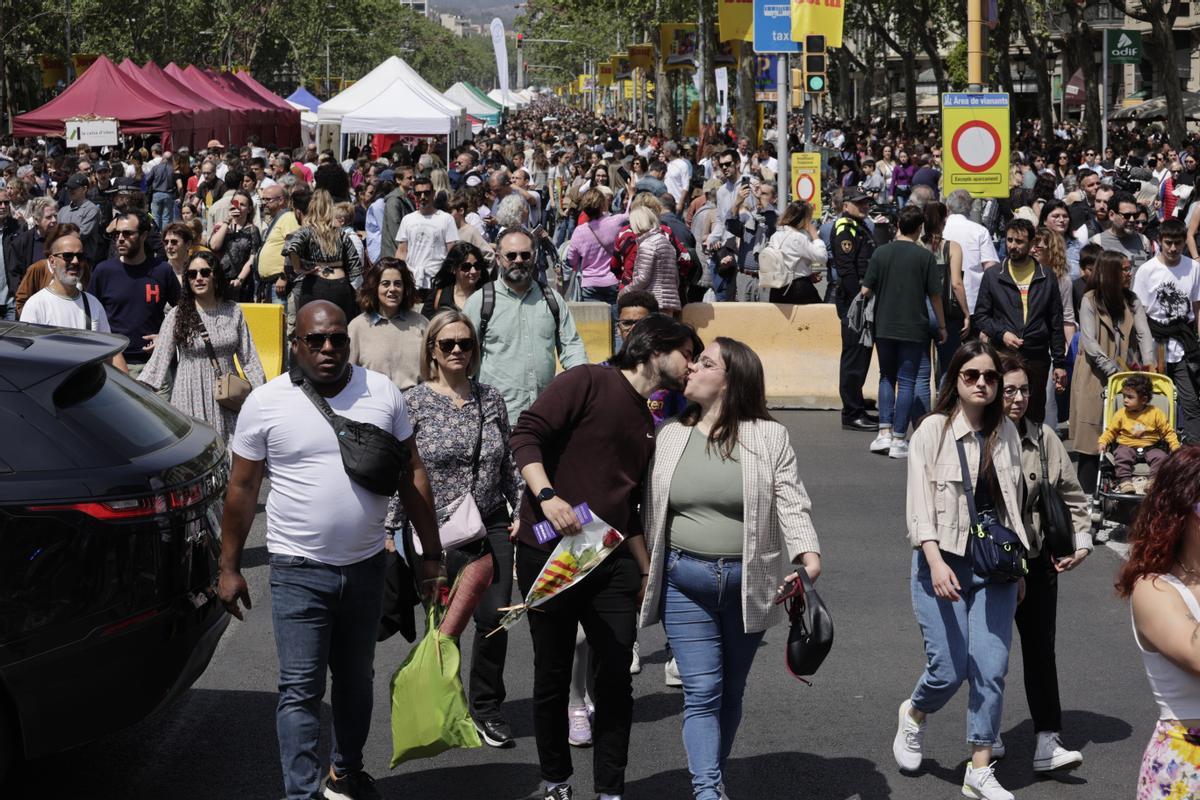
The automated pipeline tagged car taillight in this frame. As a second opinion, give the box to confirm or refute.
[28,480,210,520]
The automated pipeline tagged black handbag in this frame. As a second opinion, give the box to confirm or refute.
[291,366,411,496]
[955,438,1028,583]
[1035,426,1077,559]
[774,570,833,684]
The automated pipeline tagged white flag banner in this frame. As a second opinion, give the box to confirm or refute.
[491,18,510,104]
[715,68,729,125]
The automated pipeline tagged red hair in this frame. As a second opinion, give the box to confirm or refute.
[1116,445,1200,597]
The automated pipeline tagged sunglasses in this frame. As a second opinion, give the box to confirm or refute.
[114,229,140,238]
[459,261,481,272]
[959,368,1000,386]
[502,251,534,262]
[415,189,433,196]
[51,251,85,263]
[297,332,350,351]
[435,337,475,354]
[186,267,213,280]
[164,238,185,246]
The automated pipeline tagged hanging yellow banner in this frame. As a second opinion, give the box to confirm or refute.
[613,54,633,81]
[660,23,698,72]
[718,0,754,42]
[629,44,654,70]
[598,62,615,86]
[790,0,844,48]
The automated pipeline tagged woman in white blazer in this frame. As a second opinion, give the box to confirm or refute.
[765,200,827,305]
[639,336,821,800]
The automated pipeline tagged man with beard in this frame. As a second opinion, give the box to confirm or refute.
[510,314,696,800]
[19,232,126,369]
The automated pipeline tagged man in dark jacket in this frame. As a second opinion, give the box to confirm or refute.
[0,188,22,318]
[832,186,879,431]
[972,218,1068,423]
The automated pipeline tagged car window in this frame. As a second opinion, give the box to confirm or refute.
[54,364,190,458]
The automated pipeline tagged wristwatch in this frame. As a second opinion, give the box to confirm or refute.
[536,487,557,503]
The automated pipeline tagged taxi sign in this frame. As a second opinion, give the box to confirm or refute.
[941,93,1009,198]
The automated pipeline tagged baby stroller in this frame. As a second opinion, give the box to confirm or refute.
[1093,370,1177,531]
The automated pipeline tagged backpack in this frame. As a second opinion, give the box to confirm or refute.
[478,278,562,356]
[757,243,788,290]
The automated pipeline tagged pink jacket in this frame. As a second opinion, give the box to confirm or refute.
[624,228,681,311]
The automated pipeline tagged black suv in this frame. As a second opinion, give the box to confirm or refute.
[0,322,229,781]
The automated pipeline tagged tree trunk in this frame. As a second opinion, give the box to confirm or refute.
[1064,7,1101,147]
[902,53,918,131]
[1015,2,1055,146]
[992,0,1014,96]
[737,46,756,144]
[1149,16,1185,145]
[915,17,949,97]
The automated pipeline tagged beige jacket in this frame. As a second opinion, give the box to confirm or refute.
[906,412,1028,556]
[1017,418,1094,557]
[639,419,821,634]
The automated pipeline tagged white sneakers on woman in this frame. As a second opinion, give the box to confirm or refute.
[892,700,925,771]
[962,762,1014,800]
[870,429,893,454]
[1033,731,1083,772]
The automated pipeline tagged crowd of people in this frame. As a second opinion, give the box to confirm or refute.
[3,96,1200,800]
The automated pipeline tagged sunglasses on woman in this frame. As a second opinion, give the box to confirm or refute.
[960,368,1000,386]
[435,338,475,354]
[186,267,213,279]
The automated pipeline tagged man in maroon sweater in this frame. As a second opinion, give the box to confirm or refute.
[509,315,697,800]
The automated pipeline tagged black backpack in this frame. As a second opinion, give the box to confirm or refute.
[478,278,562,356]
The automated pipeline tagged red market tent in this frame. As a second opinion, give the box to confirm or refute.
[164,62,250,145]
[186,66,269,144]
[129,59,228,149]
[14,55,193,148]
[233,70,301,148]
[209,70,293,149]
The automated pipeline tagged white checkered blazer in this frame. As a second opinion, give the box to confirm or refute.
[638,418,821,634]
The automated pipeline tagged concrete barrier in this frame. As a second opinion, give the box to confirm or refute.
[567,301,613,365]
[240,303,285,381]
[682,302,879,409]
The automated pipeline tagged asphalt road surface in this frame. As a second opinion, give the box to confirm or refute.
[22,411,1153,800]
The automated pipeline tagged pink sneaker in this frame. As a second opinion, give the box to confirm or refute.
[567,705,592,747]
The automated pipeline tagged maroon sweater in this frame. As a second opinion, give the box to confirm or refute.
[510,364,653,552]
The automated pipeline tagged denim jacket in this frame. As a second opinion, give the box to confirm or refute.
[906,412,1028,557]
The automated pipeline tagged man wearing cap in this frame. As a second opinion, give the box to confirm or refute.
[57,173,103,265]
[832,186,879,432]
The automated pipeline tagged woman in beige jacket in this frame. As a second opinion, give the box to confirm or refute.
[893,339,1028,800]
[639,337,821,800]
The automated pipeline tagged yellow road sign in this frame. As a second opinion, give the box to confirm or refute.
[942,93,1010,198]
[791,152,821,218]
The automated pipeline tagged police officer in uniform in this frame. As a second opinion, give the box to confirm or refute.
[833,186,879,431]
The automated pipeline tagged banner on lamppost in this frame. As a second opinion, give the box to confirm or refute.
[598,62,615,86]
[790,0,844,48]
[614,54,633,81]
[490,18,510,103]
[660,23,698,71]
[755,54,779,101]
[718,0,755,42]
[629,44,655,70]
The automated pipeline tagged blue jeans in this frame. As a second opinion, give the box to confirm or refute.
[663,550,765,800]
[151,191,175,231]
[876,337,925,437]
[554,214,577,247]
[270,551,387,800]
[909,550,1018,745]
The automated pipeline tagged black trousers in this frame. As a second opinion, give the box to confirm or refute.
[1020,350,1052,426]
[516,543,640,795]
[1014,550,1061,733]
[444,513,514,723]
[769,276,822,305]
[839,313,873,423]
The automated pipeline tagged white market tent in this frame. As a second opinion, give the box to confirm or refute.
[286,100,318,148]
[488,88,526,109]
[444,82,502,126]
[317,56,468,157]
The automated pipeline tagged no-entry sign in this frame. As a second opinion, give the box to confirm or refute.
[790,151,821,218]
[941,93,1009,198]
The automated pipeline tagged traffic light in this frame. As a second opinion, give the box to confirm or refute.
[790,67,803,107]
[804,34,827,94]
[516,32,524,49]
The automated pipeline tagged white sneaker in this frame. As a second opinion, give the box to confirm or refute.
[1033,731,1082,772]
[888,440,909,459]
[962,762,1014,800]
[892,699,924,771]
[664,657,682,687]
[629,641,641,675]
[870,430,893,453]
[990,735,1005,759]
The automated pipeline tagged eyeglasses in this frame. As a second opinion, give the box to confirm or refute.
[1002,385,1031,398]
[959,368,1000,386]
[114,229,140,238]
[1135,219,1148,227]
[435,337,475,354]
[164,238,185,247]
[695,356,725,371]
[297,332,350,351]
[51,251,85,263]
[616,318,641,330]
[459,261,481,272]
[1085,151,1096,157]
[415,189,433,196]
[186,267,213,280]
[1110,210,1133,219]
[501,251,534,261]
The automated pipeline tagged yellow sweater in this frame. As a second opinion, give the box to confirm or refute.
[1098,406,1181,450]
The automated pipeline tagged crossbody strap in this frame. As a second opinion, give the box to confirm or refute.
[468,380,484,494]
[1036,424,1050,484]
[194,314,226,377]
[80,292,92,331]
[290,365,342,426]
[954,436,981,527]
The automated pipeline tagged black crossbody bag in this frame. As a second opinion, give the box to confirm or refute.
[1035,427,1077,559]
[955,437,1028,583]
[290,366,410,495]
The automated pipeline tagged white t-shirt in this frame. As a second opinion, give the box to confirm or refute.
[943,214,1000,313]
[231,367,413,566]
[20,288,111,332]
[1132,255,1200,364]
[396,209,459,290]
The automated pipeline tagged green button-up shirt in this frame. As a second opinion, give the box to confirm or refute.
[463,279,588,425]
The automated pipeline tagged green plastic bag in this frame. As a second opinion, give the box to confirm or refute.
[389,602,482,767]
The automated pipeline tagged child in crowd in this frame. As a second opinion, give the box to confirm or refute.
[1097,373,1180,493]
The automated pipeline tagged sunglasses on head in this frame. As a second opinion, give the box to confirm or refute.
[297,332,350,351]
[959,368,1000,386]
[434,337,474,354]
[186,267,213,280]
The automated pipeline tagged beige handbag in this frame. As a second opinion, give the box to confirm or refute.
[199,320,252,411]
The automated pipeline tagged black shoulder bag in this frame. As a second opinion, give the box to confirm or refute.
[1035,426,1077,559]
[955,437,1028,583]
[774,570,833,685]
[290,366,411,495]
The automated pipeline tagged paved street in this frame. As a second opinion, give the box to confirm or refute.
[23,411,1153,800]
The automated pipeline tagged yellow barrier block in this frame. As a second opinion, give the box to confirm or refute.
[567,301,613,366]
[240,302,285,381]
[682,302,880,409]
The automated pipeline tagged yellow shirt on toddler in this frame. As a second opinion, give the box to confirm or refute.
[1097,405,1181,451]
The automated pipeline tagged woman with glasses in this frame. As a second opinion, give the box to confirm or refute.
[423,242,490,319]
[1069,250,1155,493]
[996,354,1092,774]
[137,250,266,447]
[640,336,821,800]
[347,258,427,391]
[209,190,261,302]
[1053,151,1074,188]
[893,340,1028,800]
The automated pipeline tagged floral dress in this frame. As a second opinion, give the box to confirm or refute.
[137,301,266,446]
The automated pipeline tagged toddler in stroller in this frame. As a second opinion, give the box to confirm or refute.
[1097,373,1180,494]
